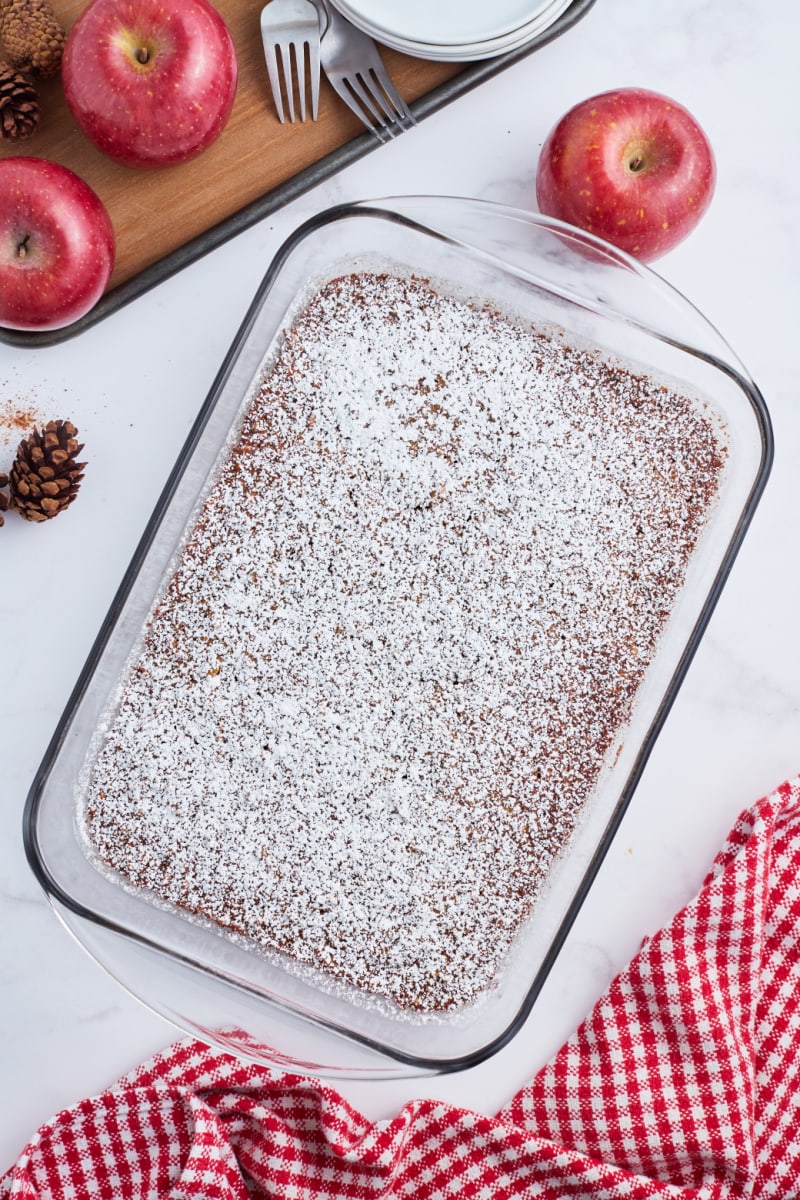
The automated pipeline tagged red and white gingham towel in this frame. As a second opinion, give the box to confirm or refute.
[4,775,800,1199]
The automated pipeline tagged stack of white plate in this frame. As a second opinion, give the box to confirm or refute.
[330,0,575,61]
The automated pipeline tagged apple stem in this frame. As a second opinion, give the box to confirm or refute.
[628,151,646,172]
[16,235,30,259]
[136,46,150,64]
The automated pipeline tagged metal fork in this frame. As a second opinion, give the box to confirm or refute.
[316,0,416,143]
[261,0,321,123]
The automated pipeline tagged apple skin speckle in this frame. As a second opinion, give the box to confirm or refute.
[535,88,716,262]
[61,0,238,169]
[0,157,115,332]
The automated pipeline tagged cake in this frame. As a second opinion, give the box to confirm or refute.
[82,271,727,1013]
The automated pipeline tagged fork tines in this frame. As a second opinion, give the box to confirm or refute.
[340,67,416,142]
[265,38,320,123]
[261,0,321,125]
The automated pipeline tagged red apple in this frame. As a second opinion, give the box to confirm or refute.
[61,0,238,169]
[0,157,115,333]
[536,88,716,262]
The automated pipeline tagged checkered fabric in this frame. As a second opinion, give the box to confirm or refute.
[4,775,800,1199]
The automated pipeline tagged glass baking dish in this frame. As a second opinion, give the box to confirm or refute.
[24,197,772,1078]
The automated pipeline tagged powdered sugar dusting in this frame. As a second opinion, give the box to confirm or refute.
[83,272,726,1012]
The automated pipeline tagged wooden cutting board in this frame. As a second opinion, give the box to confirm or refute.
[0,0,464,293]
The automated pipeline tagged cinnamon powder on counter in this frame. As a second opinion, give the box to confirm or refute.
[0,399,42,438]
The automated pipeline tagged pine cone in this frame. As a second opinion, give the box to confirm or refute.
[0,0,66,79]
[0,60,39,139]
[0,473,9,528]
[9,420,86,522]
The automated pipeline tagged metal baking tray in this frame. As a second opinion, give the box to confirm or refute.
[0,0,597,349]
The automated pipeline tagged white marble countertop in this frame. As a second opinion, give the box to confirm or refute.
[2,0,799,1170]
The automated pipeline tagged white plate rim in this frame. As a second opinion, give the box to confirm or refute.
[330,0,571,59]
[329,0,560,48]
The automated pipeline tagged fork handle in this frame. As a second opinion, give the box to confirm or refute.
[310,0,330,37]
